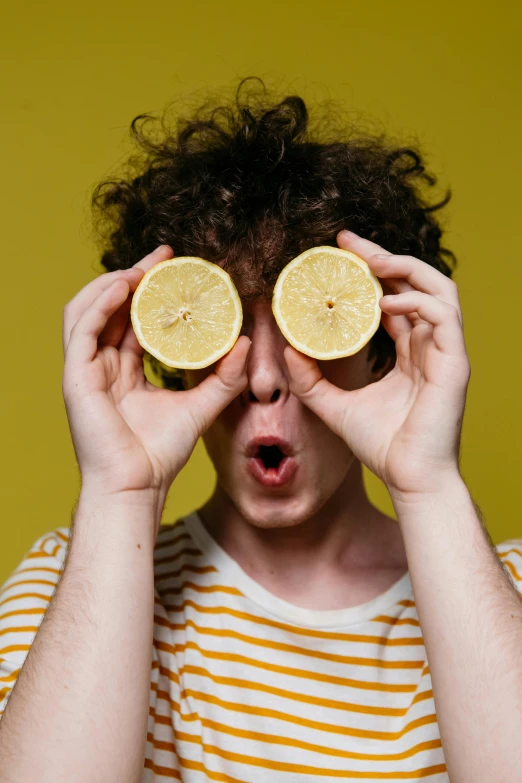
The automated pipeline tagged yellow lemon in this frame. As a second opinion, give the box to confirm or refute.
[131,257,242,369]
[272,246,382,360]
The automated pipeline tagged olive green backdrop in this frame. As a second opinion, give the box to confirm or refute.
[1,0,521,582]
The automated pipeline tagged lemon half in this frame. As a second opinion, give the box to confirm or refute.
[131,257,242,369]
[272,246,383,360]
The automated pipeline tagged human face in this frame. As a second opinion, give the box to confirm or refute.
[185,300,383,529]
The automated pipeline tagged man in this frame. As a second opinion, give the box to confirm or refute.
[1,81,521,782]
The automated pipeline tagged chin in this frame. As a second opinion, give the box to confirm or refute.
[225,481,338,529]
[204,431,357,530]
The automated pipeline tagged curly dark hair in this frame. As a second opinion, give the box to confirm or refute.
[91,77,455,389]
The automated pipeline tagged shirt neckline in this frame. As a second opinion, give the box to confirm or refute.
[183,511,413,629]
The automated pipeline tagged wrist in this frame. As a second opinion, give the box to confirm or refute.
[388,469,468,519]
[73,485,167,547]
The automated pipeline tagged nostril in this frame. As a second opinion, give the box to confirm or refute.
[248,390,258,403]
[270,389,281,403]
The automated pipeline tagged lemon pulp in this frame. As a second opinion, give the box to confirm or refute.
[272,246,382,360]
[131,257,242,369]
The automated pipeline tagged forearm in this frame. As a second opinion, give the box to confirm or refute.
[0,490,162,783]
[391,475,522,783]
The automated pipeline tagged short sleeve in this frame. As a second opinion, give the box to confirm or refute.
[0,528,70,716]
[495,538,522,596]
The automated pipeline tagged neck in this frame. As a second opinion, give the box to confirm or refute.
[198,461,406,610]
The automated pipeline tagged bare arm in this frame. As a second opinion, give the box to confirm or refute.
[0,244,249,782]
[0,491,161,783]
[287,230,522,780]
[392,479,522,783]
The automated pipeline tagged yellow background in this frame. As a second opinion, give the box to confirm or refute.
[1,0,521,582]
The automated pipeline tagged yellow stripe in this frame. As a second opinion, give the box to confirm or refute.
[497,547,522,562]
[157,598,423,646]
[155,639,419,693]
[0,645,30,655]
[0,667,20,683]
[155,530,192,553]
[155,664,430,718]
[1,578,57,591]
[160,582,242,598]
[154,548,202,567]
[10,566,62,576]
[0,625,38,637]
[54,530,70,544]
[501,559,522,583]
[0,593,53,609]
[176,730,446,778]
[143,756,182,780]
[154,618,426,669]
[179,663,431,717]
[178,756,248,783]
[0,607,45,622]
[181,688,438,741]
[154,695,442,763]
[155,563,217,582]
[373,615,420,627]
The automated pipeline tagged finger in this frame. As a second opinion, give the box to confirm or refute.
[63,268,142,354]
[66,278,131,366]
[284,346,349,438]
[379,310,412,343]
[383,282,426,330]
[62,245,173,351]
[337,229,390,259]
[98,291,133,348]
[107,244,174,349]
[367,254,460,314]
[380,292,466,354]
[133,244,174,273]
[337,230,460,314]
[119,317,145,357]
[189,337,252,432]
[383,277,415,296]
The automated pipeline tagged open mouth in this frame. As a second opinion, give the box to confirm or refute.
[246,438,298,488]
[258,445,285,470]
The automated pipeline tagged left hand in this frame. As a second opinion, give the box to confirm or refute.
[285,230,471,498]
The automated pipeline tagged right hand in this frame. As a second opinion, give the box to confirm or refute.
[62,245,250,508]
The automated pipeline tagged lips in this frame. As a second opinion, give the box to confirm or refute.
[246,436,298,488]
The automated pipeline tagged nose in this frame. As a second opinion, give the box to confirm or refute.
[241,300,289,405]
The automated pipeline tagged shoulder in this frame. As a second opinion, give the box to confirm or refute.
[0,527,71,708]
[1,527,70,595]
[494,538,522,593]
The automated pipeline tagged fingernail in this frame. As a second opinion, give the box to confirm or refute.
[154,244,171,255]
[338,230,356,239]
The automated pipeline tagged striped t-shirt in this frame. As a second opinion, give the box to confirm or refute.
[1,512,522,782]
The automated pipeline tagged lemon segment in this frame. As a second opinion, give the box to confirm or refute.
[130,257,242,369]
[272,246,383,360]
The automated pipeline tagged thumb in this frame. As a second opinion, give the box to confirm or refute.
[284,345,348,438]
[190,336,251,433]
